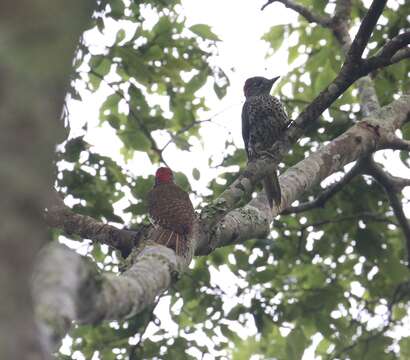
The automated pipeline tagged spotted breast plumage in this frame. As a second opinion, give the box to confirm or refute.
[242,76,290,208]
[147,167,195,256]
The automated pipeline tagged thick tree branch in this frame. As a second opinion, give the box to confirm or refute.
[45,190,137,257]
[282,159,363,214]
[33,242,180,351]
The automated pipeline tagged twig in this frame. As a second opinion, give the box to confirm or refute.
[329,280,408,360]
[261,0,332,27]
[161,119,211,151]
[88,70,169,167]
[300,212,397,230]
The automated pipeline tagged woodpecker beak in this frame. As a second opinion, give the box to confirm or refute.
[270,76,280,84]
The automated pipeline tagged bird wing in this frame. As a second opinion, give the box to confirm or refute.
[271,96,290,130]
[241,101,251,157]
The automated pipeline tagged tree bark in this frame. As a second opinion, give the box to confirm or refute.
[0,1,93,358]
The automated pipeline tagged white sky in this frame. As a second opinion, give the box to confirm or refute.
[62,0,410,358]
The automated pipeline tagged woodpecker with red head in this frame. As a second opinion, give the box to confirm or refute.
[242,76,290,208]
[147,167,195,256]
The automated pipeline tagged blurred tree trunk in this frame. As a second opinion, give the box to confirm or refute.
[0,1,93,358]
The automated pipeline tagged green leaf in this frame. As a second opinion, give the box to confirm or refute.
[400,337,410,358]
[116,29,126,43]
[314,61,335,95]
[262,25,285,51]
[174,171,191,191]
[121,131,151,152]
[189,24,221,41]
[286,327,308,360]
[124,203,147,216]
[192,168,200,180]
[288,45,299,64]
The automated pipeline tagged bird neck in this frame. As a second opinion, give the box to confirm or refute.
[155,179,174,186]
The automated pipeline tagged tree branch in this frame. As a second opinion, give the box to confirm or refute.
[200,95,410,253]
[261,0,332,26]
[288,1,388,133]
[330,0,353,51]
[33,242,179,351]
[364,31,410,72]
[364,159,410,266]
[345,0,387,64]
[299,212,397,230]
[282,159,363,214]
[391,46,410,64]
[45,190,138,257]
[387,137,410,151]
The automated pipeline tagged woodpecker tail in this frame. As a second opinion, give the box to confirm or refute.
[263,169,281,209]
[152,227,187,256]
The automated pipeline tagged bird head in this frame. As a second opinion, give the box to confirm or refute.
[155,167,174,185]
[243,76,280,98]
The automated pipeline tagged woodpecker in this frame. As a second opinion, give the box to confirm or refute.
[147,167,195,256]
[242,76,290,208]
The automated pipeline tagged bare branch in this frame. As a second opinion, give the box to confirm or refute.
[282,159,363,214]
[331,0,353,50]
[345,0,387,64]
[391,46,410,64]
[356,76,381,117]
[45,191,137,257]
[300,212,397,230]
[365,159,410,266]
[261,0,332,26]
[384,137,410,151]
[161,119,211,151]
[364,31,410,71]
[329,279,405,360]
